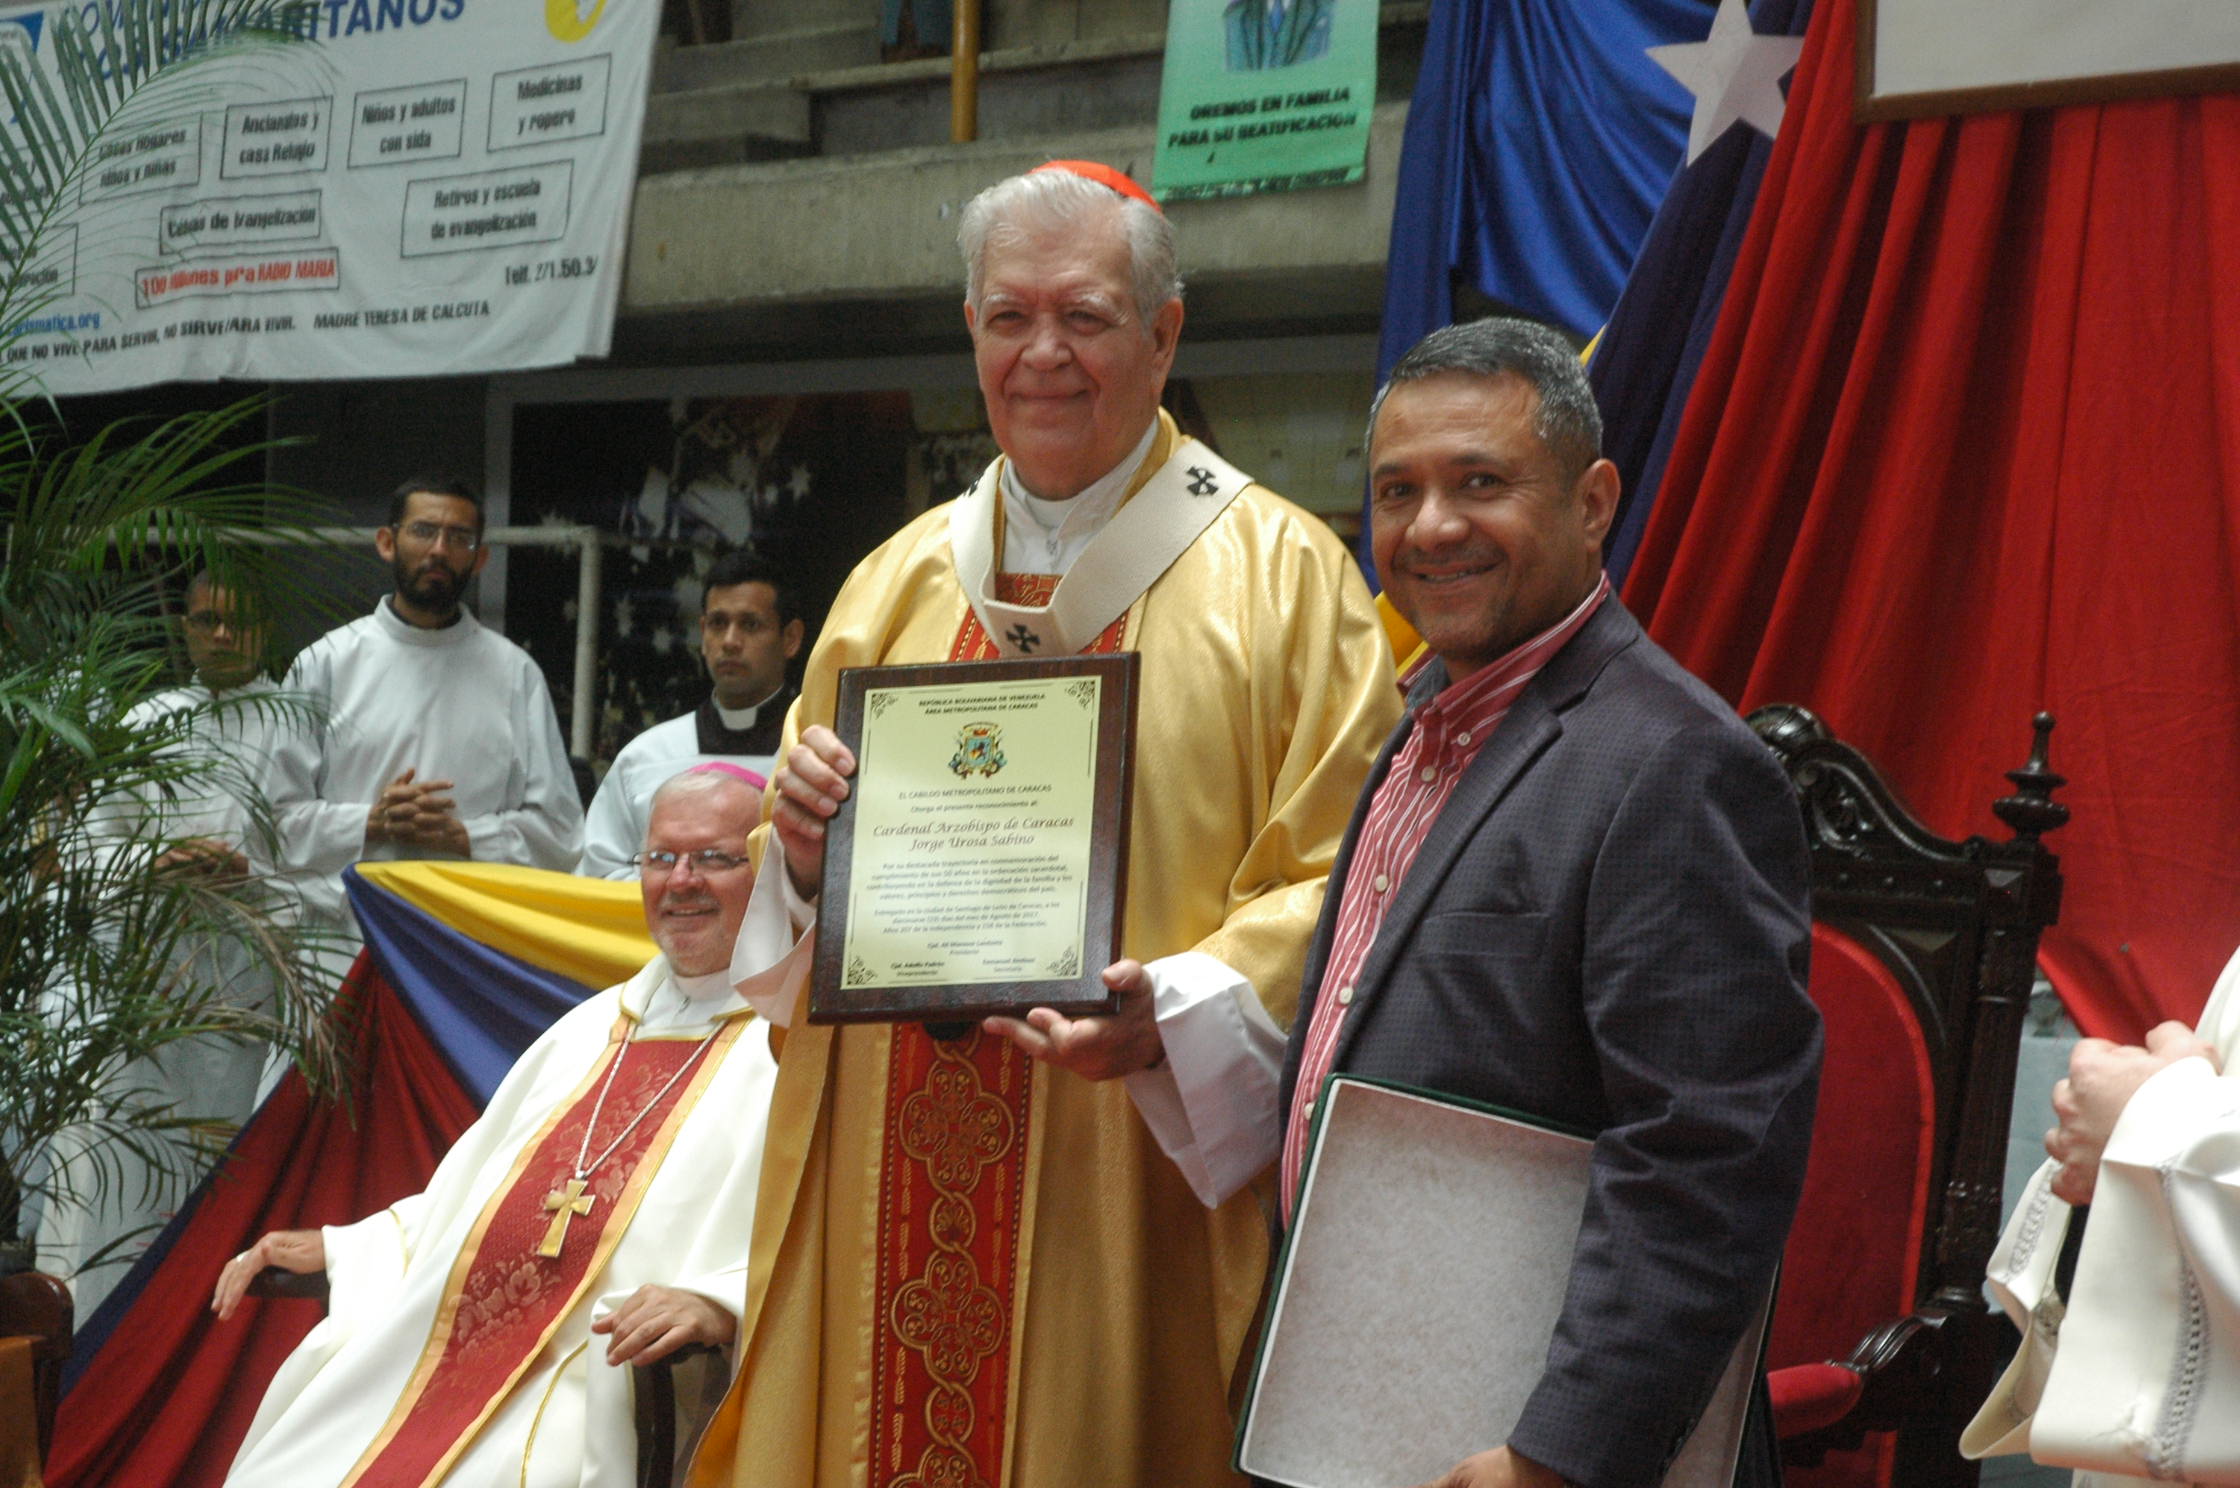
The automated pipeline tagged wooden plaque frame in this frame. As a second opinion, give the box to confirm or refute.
[808,652,1138,1024]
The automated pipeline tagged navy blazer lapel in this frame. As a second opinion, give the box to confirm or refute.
[1327,600,1642,1069]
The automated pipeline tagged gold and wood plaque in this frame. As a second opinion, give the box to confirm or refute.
[809,652,1138,1024]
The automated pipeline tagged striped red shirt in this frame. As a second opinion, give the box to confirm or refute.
[1280,572,1612,1212]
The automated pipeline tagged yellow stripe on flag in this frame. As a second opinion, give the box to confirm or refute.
[355,861,654,990]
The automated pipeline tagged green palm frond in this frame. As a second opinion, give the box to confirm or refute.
[0,1,316,294]
[0,0,343,1249]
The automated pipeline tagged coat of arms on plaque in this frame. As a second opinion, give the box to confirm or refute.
[950,722,1006,778]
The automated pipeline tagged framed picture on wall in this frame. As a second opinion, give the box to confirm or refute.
[1859,0,2240,120]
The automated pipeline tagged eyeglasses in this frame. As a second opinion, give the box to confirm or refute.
[184,610,239,633]
[399,520,482,551]
[631,849,751,877]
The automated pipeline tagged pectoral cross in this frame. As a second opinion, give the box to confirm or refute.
[538,1177,594,1258]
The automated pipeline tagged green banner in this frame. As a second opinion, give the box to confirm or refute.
[1153,0,1378,202]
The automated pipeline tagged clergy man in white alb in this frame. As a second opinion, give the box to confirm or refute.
[45,574,303,1315]
[212,766,790,1488]
[577,547,804,879]
[268,475,582,977]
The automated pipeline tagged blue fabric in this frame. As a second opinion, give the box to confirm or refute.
[1365,0,1711,574]
[345,867,589,1105]
[1592,0,1813,586]
[880,0,951,48]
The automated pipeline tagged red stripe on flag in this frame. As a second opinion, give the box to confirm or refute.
[49,953,482,1488]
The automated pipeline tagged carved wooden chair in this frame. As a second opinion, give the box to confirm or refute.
[1749,705,2067,1488]
[0,1268,73,1465]
[632,1340,718,1488]
[250,1268,707,1488]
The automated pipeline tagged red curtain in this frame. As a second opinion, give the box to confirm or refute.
[47,959,481,1488]
[1624,0,2240,1041]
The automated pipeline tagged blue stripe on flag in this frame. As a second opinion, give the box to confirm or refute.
[346,867,592,1105]
[1591,0,1814,586]
[1365,0,1712,576]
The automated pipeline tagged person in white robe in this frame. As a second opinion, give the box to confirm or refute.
[577,549,802,880]
[268,475,581,981]
[1965,949,2240,1484]
[41,575,306,1315]
[213,767,791,1488]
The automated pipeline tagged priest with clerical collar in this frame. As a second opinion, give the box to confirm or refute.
[683,161,1400,1488]
[576,548,805,879]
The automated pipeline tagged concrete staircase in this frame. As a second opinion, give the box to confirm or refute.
[616,2,1428,352]
[639,25,1171,176]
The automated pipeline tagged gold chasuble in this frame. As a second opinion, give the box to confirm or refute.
[689,413,1400,1488]
[345,1013,744,1488]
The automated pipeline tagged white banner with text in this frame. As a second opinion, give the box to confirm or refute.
[0,0,656,393]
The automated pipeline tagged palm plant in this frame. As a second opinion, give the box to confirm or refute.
[0,0,338,1266]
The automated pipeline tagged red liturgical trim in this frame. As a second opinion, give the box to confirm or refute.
[864,576,1124,1488]
[341,1017,740,1488]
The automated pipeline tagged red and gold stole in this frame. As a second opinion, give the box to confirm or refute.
[866,573,1127,1488]
[340,1011,747,1488]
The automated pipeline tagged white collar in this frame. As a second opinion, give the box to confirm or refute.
[374,595,478,648]
[998,421,1158,575]
[671,966,736,1005]
[629,957,750,1031]
[947,413,1252,659]
[712,682,783,730]
[186,675,278,701]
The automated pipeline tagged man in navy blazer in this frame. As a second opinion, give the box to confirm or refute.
[985,318,1820,1488]
[1282,318,1821,1488]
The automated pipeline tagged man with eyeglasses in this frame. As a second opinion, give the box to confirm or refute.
[215,765,785,1488]
[146,570,280,882]
[577,549,805,879]
[269,474,582,983]
[41,571,302,1314]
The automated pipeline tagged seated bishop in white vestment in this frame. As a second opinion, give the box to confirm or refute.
[1966,945,2240,1485]
[215,769,790,1488]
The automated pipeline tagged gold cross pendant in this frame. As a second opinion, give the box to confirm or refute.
[538,1177,595,1258]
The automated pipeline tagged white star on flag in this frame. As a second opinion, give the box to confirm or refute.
[1647,0,1806,165]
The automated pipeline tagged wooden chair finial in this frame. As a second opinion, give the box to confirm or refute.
[1993,712,2067,842]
